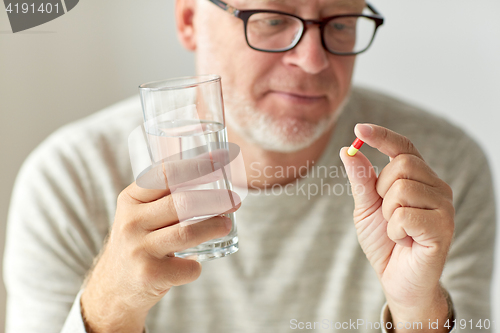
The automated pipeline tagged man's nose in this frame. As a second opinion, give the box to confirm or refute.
[282,25,329,74]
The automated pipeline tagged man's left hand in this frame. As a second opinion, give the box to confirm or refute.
[340,123,454,332]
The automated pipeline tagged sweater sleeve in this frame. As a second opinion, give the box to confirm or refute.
[60,290,150,333]
[60,290,87,333]
[3,129,108,333]
[23,288,151,333]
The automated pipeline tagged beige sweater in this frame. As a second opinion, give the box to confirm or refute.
[4,87,495,332]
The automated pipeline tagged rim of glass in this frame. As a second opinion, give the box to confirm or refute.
[139,75,221,91]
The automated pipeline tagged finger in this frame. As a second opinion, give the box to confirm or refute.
[376,154,441,198]
[143,216,232,258]
[339,147,380,213]
[354,123,424,161]
[157,257,203,288]
[120,181,170,206]
[140,189,241,230]
[387,207,454,249]
[381,179,444,223]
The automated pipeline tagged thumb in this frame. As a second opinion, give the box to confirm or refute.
[339,147,381,212]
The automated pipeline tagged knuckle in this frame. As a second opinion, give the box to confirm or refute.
[395,154,413,176]
[125,206,146,230]
[154,164,168,189]
[380,128,389,141]
[117,190,131,206]
[403,136,415,152]
[176,225,192,245]
[172,192,191,215]
[393,207,407,221]
[113,210,139,237]
[115,191,142,230]
[392,178,408,197]
[165,195,179,221]
[143,234,162,259]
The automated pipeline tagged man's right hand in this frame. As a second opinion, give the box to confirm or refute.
[80,158,240,333]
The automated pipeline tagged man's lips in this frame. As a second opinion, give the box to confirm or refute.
[268,91,326,103]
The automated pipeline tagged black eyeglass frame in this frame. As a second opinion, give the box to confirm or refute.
[208,0,384,55]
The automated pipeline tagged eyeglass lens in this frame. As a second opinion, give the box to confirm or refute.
[246,13,377,54]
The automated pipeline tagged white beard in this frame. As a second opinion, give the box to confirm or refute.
[224,92,350,153]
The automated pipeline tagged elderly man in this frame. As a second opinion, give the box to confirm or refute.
[4,0,495,332]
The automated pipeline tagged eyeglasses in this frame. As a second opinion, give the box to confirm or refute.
[208,0,384,56]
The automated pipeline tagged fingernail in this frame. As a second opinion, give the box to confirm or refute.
[357,124,373,137]
[339,147,347,159]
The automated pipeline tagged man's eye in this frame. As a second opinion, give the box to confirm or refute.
[256,18,285,27]
[266,19,284,26]
[333,23,346,31]
[248,14,297,34]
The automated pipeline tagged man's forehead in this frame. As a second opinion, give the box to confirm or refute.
[235,0,364,6]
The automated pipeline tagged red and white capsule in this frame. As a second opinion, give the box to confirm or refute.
[347,137,364,156]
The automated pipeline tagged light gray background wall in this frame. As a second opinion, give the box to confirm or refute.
[0,0,499,331]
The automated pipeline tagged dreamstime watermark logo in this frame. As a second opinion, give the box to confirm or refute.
[4,0,79,33]
[248,161,378,199]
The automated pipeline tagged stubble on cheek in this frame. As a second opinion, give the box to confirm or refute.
[224,89,349,153]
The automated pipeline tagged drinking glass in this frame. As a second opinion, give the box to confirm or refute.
[135,75,244,262]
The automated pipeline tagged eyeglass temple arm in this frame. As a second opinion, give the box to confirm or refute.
[366,2,381,15]
[208,0,240,16]
[210,0,380,18]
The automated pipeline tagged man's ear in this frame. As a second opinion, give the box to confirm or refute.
[176,0,197,51]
